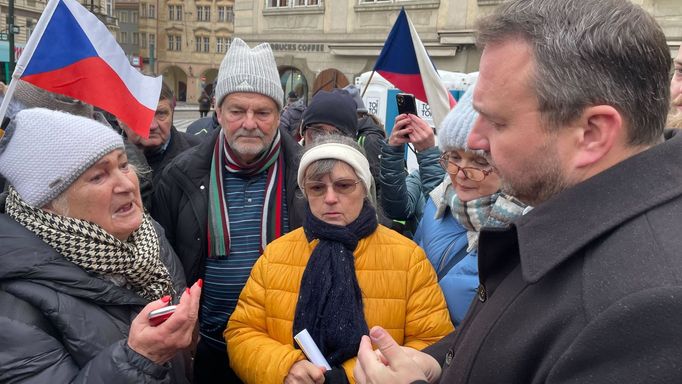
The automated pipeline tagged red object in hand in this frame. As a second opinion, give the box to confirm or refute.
[148,305,177,326]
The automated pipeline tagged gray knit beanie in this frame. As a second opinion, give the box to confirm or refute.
[343,84,368,114]
[438,81,481,153]
[215,38,284,110]
[0,108,124,207]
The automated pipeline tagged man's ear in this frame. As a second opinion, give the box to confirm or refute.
[572,105,623,169]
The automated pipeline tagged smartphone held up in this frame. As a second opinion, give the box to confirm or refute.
[396,93,418,116]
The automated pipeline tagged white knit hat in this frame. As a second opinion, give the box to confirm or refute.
[215,38,284,110]
[438,81,481,153]
[0,108,124,207]
[297,142,373,199]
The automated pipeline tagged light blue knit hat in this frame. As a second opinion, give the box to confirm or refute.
[438,81,481,154]
[0,108,124,207]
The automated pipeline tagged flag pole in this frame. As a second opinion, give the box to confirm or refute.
[361,70,376,97]
[0,0,60,124]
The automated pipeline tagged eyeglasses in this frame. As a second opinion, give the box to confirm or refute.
[304,178,362,197]
[439,153,494,181]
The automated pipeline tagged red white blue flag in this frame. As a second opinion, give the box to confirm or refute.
[5,0,161,137]
[374,8,456,127]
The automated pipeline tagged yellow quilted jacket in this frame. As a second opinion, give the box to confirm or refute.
[225,225,454,384]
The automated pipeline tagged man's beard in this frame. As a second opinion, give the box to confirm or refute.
[228,128,269,159]
[488,140,571,207]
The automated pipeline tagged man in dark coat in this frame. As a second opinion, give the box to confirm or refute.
[353,0,682,383]
[120,82,201,186]
[151,38,306,384]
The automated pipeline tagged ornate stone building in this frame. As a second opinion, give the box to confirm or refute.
[134,0,235,102]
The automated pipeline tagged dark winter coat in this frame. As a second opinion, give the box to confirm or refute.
[145,126,202,187]
[0,207,189,383]
[151,128,306,285]
[356,115,386,194]
[198,94,211,112]
[379,142,444,235]
[279,99,306,141]
[424,131,682,383]
[186,113,221,137]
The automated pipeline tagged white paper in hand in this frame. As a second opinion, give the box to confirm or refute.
[294,329,332,371]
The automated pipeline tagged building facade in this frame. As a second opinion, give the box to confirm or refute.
[135,0,235,102]
[232,0,682,106]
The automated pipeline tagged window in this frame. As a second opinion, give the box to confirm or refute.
[149,4,156,18]
[121,31,128,44]
[141,32,147,48]
[168,5,183,20]
[133,32,139,45]
[106,0,113,16]
[168,35,181,51]
[26,19,34,38]
[218,6,224,21]
[195,36,210,53]
[197,6,211,21]
[132,11,138,23]
[119,11,128,23]
[140,2,147,18]
[268,0,319,7]
[216,37,229,53]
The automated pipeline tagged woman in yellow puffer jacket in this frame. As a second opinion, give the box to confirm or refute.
[225,135,453,384]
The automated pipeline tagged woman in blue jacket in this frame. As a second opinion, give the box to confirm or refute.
[414,83,526,327]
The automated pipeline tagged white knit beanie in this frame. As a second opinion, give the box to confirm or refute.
[438,81,480,153]
[0,108,124,207]
[215,38,284,110]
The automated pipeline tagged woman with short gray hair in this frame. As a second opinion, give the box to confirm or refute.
[225,134,453,384]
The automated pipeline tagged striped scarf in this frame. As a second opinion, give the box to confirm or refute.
[207,129,285,258]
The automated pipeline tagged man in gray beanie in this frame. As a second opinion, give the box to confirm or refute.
[151,37,305,384]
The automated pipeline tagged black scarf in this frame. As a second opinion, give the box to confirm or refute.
[293,201,377,366]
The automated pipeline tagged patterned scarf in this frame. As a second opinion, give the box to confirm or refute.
[5,188,174,301]
[207,129,285,258]
[293,202,377,367]
[446,186,526,251]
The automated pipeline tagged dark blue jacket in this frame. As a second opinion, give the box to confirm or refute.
[379,141,444,234]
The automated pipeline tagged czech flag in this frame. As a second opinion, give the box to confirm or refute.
[374,8,456,128]
[9,0,161,138]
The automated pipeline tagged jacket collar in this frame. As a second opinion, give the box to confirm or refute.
[513,131,682,282]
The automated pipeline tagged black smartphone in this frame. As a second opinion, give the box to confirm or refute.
[396,93,418,116]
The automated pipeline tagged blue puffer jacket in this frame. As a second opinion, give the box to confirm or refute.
[414,191,479,328]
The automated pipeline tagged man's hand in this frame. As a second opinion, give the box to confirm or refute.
[285,360,326,384]
[354,326,441,384]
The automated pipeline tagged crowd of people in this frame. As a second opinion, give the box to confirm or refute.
[1,0,682,382]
